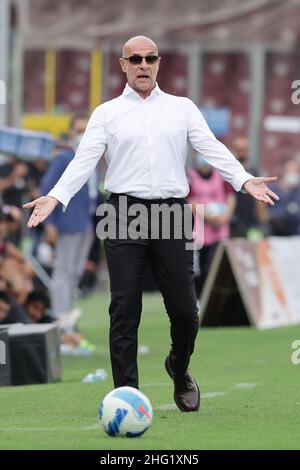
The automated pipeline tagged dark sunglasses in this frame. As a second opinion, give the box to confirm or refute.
[122,55,159,65]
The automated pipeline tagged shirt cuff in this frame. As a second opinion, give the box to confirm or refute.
[231,171,253,192]
[47,186,72,212]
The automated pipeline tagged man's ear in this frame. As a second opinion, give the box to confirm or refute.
[119,58,127,73]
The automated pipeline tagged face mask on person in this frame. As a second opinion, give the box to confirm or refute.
[284,172,300,188]
[70,132,84,151]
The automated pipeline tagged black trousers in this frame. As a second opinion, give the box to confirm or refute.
[103,193,199,388]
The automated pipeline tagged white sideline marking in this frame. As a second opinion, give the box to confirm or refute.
[0,427,81,432]
[2,424,103,433]
[156,392,226,411]
[2,425,103,432]
[142,383,170,388]
[155,385,259,411]
[231,383,258,390]
[155,404,177,410]
[83,423,101,430]
[202,392,226,398]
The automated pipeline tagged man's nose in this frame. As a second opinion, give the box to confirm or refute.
[139,58,149,68]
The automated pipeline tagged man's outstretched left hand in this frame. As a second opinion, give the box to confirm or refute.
[242,177,279,206]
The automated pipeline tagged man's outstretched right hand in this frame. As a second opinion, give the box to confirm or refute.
[23,196,59,228]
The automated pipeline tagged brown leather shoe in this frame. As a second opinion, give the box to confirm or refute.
[165,356,200,412]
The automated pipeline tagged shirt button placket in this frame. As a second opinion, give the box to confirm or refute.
[144,100,155,197]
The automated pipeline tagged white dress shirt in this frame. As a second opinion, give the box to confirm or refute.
[48,83,253,208]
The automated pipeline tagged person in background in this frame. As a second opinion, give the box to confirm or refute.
[0,290,30,325]
[230,137,269,238]
[0,204,22,245]
[0,158,28,203]
[39,115,94,319]
[22,288,95,354]
[0,159,29,246]
[79,190,105,296]
[268,160,300,236]
[23,290,52,324]
[188,154,236,298]
[26,159,49,258]
[0,207,34,304]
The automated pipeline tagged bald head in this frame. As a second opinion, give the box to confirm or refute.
[122,36,158,58]
[119,36,161,99]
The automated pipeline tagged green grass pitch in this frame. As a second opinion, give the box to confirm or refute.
[0,291,299,450]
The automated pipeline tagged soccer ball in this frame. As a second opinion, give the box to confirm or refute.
[99,386,153,437]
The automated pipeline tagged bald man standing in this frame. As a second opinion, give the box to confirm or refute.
[24,36,278,412]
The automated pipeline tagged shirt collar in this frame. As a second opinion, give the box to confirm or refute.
[122,82,164,100]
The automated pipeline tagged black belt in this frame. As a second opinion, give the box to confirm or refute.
[109,192,186,205]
